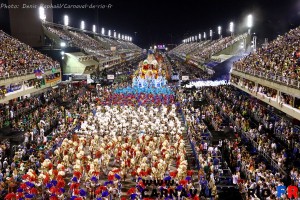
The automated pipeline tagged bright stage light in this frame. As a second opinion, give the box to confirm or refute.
[93,25,96,33]
[101,28,105,35]
[60,42,66,47]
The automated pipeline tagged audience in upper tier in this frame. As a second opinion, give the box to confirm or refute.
[170,33,247,63]
[233,27,300,86]
[0,31,60,79]
[46,25,141,58]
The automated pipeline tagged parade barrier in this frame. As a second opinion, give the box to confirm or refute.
[178,104,200,170]
[205,94,287,177]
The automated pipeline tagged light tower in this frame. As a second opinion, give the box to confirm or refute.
[229,22,234,36]
[218,26,222,39]
[64,15,69,26]
[80,21,85,30]
[247,14,253,35]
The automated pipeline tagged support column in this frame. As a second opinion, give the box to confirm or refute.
[276,90,280,104]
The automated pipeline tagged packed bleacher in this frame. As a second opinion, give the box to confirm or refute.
[169,55,212,81]
[233,27,300,88]
[0,30,60,79]
[2,20,300,200]
[181,85,300,199]
[45,24,141,57]
[170,33,247,63]
[192,34,247,62]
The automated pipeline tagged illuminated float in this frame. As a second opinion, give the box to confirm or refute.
[132,52,168,88]
[113,51,173,96]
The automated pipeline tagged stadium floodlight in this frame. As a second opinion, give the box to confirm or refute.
[114,31,116,38]
[209,29,212,39]
[154,45,157,49]
[101,28,105,35]
[118,33,121,39]
[229,22,234,35]
[130,37,132,42]
[247,14,253,34]
[60,42,66,47]
[39,6,46,21]
[199,33,201,40]
[80,21,85,30]
[108,30,111,37]
[218,26,222,39]
[61,51,65,55]
[192,36,194,42]
[93,25,96,33]
[218,26,221,35]
[64,15,69,26]
[195,35,198,41]
[203,32,206,40]
[247,14,253,28]
[165,47,168,51]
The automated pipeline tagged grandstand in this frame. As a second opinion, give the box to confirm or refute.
[231,26,300,121]
[0,30,61,103]
[42,22,142,80]
[2,2,300,200]
[169,33,248,76]
[170,33,247,62]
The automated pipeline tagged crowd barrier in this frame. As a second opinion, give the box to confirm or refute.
[204,93,287,177]
[233,66,300,89]
[178,105,201,170]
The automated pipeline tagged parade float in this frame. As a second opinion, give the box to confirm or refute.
[132,52,169,88]
[113,52,174,96]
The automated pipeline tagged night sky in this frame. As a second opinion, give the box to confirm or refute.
[1,0,300,48]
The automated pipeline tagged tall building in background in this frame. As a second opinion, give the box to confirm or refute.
[8,0,53,47]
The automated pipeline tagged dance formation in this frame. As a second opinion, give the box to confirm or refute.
[4,52,199,200]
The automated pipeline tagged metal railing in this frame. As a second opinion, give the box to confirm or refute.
[233,65,300,89]
[241,131,287,176]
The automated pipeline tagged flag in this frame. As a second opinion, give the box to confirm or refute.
[34,69,43,79]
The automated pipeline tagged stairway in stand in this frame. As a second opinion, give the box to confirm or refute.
[177,110,200,187]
